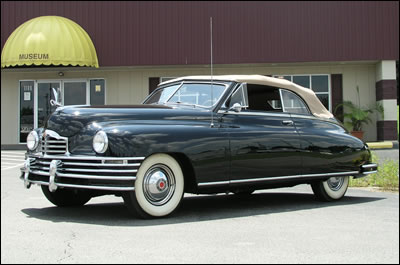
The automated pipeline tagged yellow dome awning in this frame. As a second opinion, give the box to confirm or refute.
[1,16,99,68]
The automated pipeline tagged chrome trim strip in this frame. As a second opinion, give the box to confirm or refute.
[32,166,50,171]
[57,173,136,180]
[279,89,286,112]
[26,178,135,190]
[230,175,302,184]
[361,164,378,169]
[362,170,377,175]
[60,168,138,173]
[290,114,318,120]
[46,140,67,143]
[217,110,291,118]
[30,170,50,176]
[29,154,145,161]
[198,171,360,187]
[198,181,230,187]
[56,183,135,191]
[62,162,141,167]
[300,171,359,178]
[35,181,135,191]
[44,145,66,149]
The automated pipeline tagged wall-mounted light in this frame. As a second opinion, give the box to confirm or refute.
[58,72,64,77]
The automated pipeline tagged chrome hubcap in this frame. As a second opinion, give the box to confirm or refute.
[143,164,175,206]
[327,177,344,191]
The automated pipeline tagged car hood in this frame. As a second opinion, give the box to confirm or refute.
[45,104,211,137]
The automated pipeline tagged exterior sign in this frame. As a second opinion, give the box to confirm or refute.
[19,54,49,60]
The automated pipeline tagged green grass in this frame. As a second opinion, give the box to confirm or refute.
[350,152,399,191]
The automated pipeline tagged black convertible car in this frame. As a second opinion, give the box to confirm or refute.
[21,75,377,218]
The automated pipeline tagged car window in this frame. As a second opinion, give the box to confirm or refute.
[168,83,226,107]
[280,90,310,115]
[225,85,247,108]
[223,84,310,115]
[145,84,180,104]
[228,84,283,112]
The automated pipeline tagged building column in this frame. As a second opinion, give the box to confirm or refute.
[375,60,398,141]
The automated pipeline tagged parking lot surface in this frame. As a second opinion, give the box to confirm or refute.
[1,151,399,264]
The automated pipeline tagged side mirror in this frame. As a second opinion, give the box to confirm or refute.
[229,103,243,113]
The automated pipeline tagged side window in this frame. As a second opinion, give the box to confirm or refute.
[245,84,283,112]
[145,84,180,104]
[280,90,310,115]
[224,83,249,109]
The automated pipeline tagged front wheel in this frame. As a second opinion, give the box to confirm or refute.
[311,176,349,202]
[123,154,185,218]
[41,185,92,207]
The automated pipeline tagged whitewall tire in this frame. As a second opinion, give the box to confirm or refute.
[123,154,184,218]
[311,176,349,202]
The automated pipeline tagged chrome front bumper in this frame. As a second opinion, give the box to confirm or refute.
[353,163,378,179]
[20,154,144,192]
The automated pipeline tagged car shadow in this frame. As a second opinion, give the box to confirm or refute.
[21,191,386,227]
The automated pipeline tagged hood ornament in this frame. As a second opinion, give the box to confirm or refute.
[50,87,63,107]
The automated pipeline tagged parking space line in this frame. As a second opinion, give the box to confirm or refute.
[2,155,25,158]
[1,152,26,155]
[1,158,25,162]
[1,163,24,171]
[1,161,19,165]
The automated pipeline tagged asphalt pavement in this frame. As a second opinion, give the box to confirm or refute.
[1,150,399,264]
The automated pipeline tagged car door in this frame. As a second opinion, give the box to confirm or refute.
[219,84,302,185]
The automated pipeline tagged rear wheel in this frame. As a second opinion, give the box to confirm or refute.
[123,154,184,218]
[311,176,349,202]
[41,185,92,207]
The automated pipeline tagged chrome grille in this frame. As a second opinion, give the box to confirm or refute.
[40,130,68,155]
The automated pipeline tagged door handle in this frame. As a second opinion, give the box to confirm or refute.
[282,120,294,126]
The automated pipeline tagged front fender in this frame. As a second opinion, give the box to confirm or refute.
[103,124,225,157]
[103,124,230,185]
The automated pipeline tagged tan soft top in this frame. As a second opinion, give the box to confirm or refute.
[160,75,333,119]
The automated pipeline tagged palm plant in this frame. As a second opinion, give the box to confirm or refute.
[335,86,384,133]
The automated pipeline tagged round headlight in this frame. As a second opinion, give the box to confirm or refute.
[93,130,108,153]
[26,131,39,150]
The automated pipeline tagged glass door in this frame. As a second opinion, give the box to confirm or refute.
[19,81,35,143]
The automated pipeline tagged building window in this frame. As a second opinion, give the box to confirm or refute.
[274,74,331,111]
[90,79,105,105]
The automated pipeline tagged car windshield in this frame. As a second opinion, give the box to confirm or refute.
[144,83,227,108]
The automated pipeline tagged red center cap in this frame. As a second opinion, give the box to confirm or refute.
[159,181,165,189]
